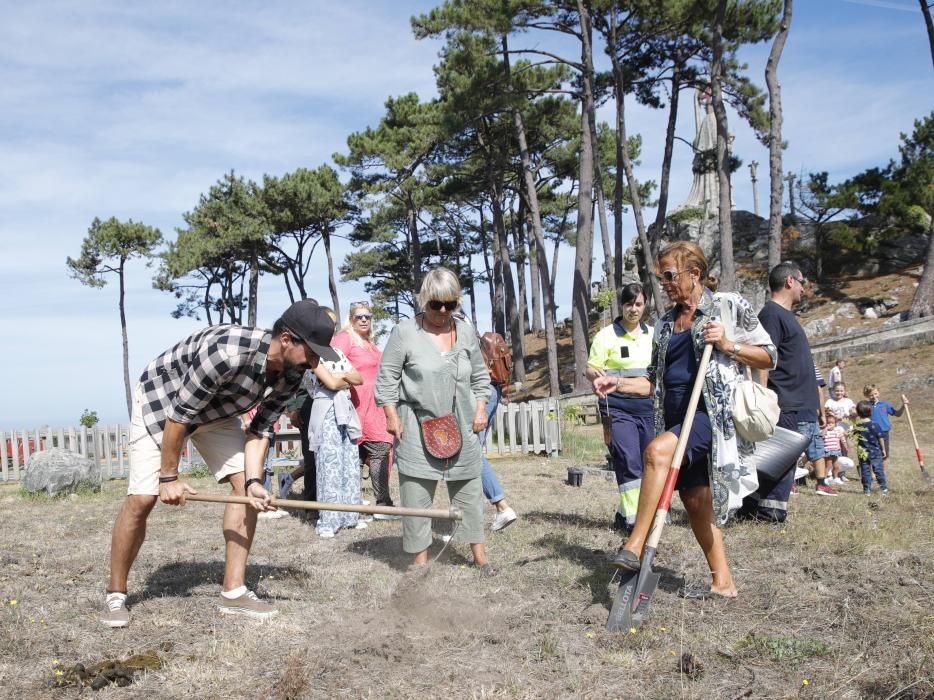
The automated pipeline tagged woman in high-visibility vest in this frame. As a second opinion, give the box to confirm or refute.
[584,283,654,535]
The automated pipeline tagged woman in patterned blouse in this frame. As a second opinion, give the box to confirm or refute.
[599,242,777,599]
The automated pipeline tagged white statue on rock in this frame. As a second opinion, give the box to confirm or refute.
[674,86,735,217]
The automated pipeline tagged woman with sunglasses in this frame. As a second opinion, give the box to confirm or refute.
[596,241,776,599]
[375,267,496,575]
[332,301,396,514]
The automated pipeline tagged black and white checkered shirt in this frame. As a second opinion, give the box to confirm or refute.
[138,325,297,445]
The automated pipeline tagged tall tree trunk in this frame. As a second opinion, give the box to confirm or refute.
[514,207,531,334]
[551,234,561,307]
[711,0,736,291]
[580,0,618,319]
[608,10,665,316]
[488,207,506,336]
[921,0,934,70]
[489,178,527,381]
[572,3,596,394]
[478,207,499,332]
[118,259,132,418]
[651,53,683,260]
[248,252,259,326]
[909,215,934,318]
[502,32,557,391]
[323,230,340,320]
[528,211,543,334]
[766,0,793,269]
[406,193,423,306]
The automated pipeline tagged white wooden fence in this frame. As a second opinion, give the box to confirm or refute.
[0,398,561,484]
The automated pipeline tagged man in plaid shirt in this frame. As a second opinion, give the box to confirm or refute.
[101,300,338,628]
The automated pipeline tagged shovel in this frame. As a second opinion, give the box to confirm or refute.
[901,394,931,484]
[607,343,713,632]
[187,493,464,520]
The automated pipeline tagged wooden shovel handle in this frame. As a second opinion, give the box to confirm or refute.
[186,493,463,521]
[645,343,714,551]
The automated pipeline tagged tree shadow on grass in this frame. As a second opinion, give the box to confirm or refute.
[137,561,306,605]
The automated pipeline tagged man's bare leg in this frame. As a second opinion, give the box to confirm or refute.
[222,472,256,592]
[108,495,157,593]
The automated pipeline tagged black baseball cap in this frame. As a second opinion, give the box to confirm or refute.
[280,300,339,362]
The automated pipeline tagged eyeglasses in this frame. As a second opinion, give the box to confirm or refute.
[427,300,458,311]
[655,269,686,283]
[793,277,807,287]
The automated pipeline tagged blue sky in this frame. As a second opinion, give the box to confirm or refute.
[1,0,930,428]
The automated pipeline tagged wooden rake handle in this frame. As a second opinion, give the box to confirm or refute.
[186,493,463,521]
[902,394,921,453]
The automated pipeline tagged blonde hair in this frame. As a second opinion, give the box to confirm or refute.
[342,301,374,348]
[657,241,717,289]
[417,267,462,311]
[863,383,877,398]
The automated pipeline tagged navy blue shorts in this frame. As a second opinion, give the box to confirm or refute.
[667,411,712,492]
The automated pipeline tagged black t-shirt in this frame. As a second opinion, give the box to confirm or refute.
[757,300,818,420]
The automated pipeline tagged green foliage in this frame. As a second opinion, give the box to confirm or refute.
[738,633,830,662]
[262,165,349,300]
[666,207,707,225]
[79,409,99,429]
[155,171,266,324]
[67,217,163,288]
[851,420,869,463]
[592,287,615,312]
[183,464,212,479]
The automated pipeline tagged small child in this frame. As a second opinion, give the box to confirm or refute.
[855,400,888,495]
[825,382,857,432]
[863,384,908,466]
[821,412,850,484]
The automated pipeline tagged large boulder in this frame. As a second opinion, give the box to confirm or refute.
[24,448,101,496]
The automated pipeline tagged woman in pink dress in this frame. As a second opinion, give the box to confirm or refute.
[332,302,396,516]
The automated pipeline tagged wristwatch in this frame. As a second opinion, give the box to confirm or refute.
[731,343,741,359]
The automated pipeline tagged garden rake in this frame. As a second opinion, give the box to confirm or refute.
[901,394,931,483]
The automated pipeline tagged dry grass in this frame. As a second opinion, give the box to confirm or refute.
[2,343,933,699]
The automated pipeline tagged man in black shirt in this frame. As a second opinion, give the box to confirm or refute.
[744,262,836,521]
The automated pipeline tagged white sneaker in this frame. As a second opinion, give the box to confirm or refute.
[317,528,335,539]
[354,521,368,530]
[278,473,294,499]
[258,509,287,519]
[100,592,129,628]
[491,507,517,532]
[794,467,809,480]
[440,534,453,543]
[217,589,278,620]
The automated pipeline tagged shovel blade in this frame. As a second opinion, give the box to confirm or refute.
[606,569,661,632]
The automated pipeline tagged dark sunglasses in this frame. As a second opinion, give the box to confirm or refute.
[655,269,685,283]
[354,313,373,321]
[428,300,458,311]
[793,276,807,287]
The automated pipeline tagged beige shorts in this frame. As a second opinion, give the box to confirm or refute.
[127,385,245,495]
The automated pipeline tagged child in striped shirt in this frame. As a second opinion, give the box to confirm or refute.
[822,412,850,484]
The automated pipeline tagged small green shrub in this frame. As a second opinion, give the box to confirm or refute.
[183,464,211,479]
[738,633,829,662]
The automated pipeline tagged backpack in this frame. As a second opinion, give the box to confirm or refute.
[479,332,513,388]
